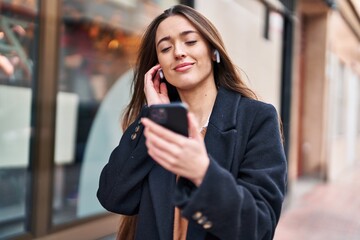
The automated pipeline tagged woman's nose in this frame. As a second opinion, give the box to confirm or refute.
[174,44,186,59]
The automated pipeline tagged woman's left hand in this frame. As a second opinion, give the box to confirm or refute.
[141,112,209,186]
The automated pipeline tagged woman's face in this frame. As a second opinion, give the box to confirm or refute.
[155,15,214,91]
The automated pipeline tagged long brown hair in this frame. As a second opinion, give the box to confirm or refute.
[118,4,257,239]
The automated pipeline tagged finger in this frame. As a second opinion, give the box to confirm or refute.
[143,125,183,172]
[147,141,178,169]
[148,64,162,76]
[144,72,154,90]
[159,82,168,96]
[143,124,179,155]
[142,118,186,144]
[144,66,164,105]
[153,76,160,93]
[145,137,190,178]
[144,64,161,87]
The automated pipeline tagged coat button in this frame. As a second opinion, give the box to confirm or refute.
[203,221,213,229]
[192,211,202,220]
[197,216,207,225]
[131,133,137,140]
[135,125,140,132]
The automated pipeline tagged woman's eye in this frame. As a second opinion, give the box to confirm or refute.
[160,47,171,53]
[186,40,197,45]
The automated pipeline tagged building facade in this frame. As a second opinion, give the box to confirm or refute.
[288,0,360,185]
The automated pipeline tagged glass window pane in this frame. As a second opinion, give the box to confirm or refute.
[0,0,39,238]
[52,0,178,225]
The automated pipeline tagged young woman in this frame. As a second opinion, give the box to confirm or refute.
[97,4,287,240]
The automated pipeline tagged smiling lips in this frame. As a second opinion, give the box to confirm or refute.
[174,62,194,72]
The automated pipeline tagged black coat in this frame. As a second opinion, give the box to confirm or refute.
[97,87,287,240]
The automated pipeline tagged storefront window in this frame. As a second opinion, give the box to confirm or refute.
[0,0,38,238]
[52,0,178,225]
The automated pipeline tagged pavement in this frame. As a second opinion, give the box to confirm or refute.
[274,165,360,240]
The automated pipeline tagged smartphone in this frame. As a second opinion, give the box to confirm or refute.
[148,103,188,137]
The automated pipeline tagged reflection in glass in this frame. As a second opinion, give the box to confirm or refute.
[0,0,38,238]
[52,0,178,225]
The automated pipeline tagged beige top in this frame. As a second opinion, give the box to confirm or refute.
[173,127,207,240]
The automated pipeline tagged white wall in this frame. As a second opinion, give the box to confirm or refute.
[195,0,284,110]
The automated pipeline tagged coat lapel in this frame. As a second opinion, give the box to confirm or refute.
[187,88,242,239]
[204,87,241,170]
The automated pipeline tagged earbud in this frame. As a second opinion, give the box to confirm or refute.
[159,69,164,79]
[214,49,220,63]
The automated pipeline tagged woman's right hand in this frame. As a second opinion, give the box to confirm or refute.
[144,64,170,106]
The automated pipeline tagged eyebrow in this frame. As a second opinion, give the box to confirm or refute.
[156,30,198,47]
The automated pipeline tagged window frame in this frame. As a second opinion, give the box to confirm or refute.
[26,1,118,239]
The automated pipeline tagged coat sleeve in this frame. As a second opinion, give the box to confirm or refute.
[174,103,287,240]
[97,106,154,215]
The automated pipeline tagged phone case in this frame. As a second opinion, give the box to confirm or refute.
[148,103,188,137]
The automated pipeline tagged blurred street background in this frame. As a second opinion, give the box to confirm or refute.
[0,0,359,239]
[275,165,360,240]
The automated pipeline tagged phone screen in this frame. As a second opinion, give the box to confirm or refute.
[148,103,188,137]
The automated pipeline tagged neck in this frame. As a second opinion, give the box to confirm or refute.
[178,82,217,129]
